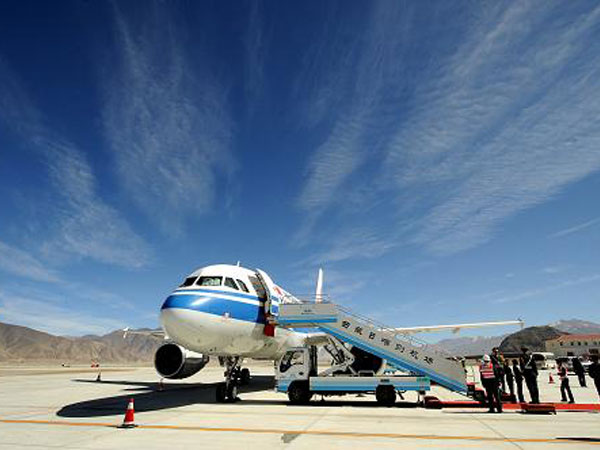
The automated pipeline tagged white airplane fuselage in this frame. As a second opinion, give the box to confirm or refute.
[160,264,305,359]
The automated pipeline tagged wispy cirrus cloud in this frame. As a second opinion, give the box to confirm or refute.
[0,241,59,283]
[386,3,600,255]
[39,139,152,268]
[296,2,600,260]
[0,58,152,268]
[550,217,600,239]
[0,291,126,336]
[243,1,267,110]
[491,273,600,305]
[295,2,413,234]
[102,4,235,233]
[307,227,396,265]
[541,266,568,275]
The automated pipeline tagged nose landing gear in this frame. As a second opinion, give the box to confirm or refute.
[216,357,251,402]
[216,381,238,403]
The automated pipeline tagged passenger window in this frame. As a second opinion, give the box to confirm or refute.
[196,276,222,287]
[180,276,197,287]
[224,277,238,290]
[236,279,249,292]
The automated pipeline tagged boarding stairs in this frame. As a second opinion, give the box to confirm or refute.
[276,302,467,393]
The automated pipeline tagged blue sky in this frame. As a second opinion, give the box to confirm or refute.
[1,1,599,337]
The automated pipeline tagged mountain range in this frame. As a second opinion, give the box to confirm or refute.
[435,319,600,355]
[0,322,162,364]
[1,318,599,364]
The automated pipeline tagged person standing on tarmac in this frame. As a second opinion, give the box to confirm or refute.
[589,355,600,401]
[572,357,587,388]
[558,361,575,403]
[504,360,515,400]
[491,347,506,393]
[512,359,526,403]
[480,354,502,413]
[520,347,540,404]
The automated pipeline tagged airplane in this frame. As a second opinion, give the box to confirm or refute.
[127,263,523,402]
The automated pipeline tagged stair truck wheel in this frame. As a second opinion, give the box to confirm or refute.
[376,385,396,407]
[216,382,227,403]
[288,381,312,405]
[240,368,251,385]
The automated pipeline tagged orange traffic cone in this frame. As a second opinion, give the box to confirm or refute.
[119,398,137,428]
[548,373,555,384]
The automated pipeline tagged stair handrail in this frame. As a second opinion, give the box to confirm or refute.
[334,304,459,360]
[281,299,458,360]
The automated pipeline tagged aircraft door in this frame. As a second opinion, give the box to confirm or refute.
[255,269,281,318]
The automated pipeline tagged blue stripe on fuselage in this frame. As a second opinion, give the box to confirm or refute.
[162,294,266,324]
[173,288,281,304]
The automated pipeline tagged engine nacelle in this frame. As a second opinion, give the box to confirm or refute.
[154,343,209,379]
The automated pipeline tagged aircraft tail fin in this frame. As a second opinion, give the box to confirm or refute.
[315,268,323,303]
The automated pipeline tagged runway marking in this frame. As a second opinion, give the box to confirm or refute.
[1,418,599,445]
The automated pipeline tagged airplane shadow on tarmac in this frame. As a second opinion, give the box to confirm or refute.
[58,376,423,416]
[57,375,275,418]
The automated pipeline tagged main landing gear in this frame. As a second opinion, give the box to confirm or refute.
[216,357,251,403]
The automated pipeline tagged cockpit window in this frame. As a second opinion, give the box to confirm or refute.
[236,279,249,292]
[180,276,197,287]
[224,277,238,290]
[196,276,222,287]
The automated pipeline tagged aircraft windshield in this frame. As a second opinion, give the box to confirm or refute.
[224,277,238,290]
[279,350,304,373]
[196,276,223,287]
[180,276,197,287]
[236,279,249,292]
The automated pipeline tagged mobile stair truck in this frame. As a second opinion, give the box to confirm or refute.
[274,302,468,406]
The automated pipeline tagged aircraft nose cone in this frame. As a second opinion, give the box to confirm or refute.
[159,294,207,344]
[160,304,192,343]
[160,300,184,327]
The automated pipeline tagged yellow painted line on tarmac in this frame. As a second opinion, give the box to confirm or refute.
[1,418,598,445]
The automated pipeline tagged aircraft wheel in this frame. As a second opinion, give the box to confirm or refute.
[216,382,227,403]
[376,386,396,407]
[240,368,251,385]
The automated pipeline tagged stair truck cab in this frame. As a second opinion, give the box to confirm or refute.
[275,345,431,406]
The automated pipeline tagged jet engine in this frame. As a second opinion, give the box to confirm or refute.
[154,343,209,379]
[349,346,384,374]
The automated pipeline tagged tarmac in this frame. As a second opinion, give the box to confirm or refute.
[1,362,599,449]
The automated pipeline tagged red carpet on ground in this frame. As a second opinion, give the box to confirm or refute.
[438,400,600,411]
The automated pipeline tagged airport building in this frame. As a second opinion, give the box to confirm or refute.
[545,334,600,357]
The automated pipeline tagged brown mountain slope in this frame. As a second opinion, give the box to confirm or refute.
[551,319,600,334]
[435,334,507,356]
[498,326,566,354]
[0,322,162,364]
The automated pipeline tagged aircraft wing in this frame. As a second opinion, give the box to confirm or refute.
[392,319,524,335]
[122,327,167,339]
